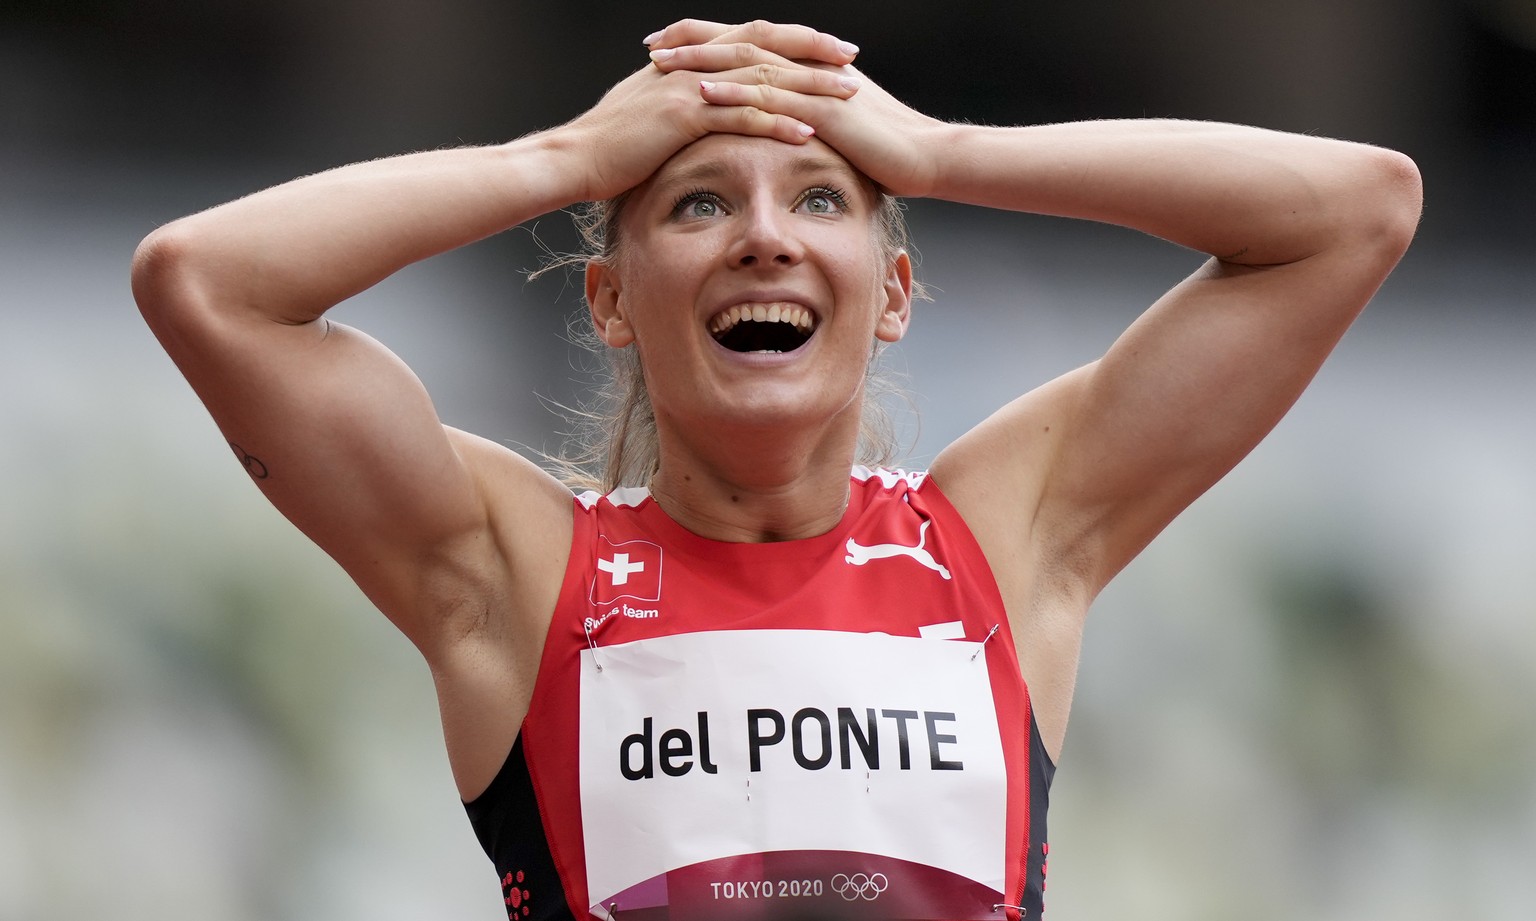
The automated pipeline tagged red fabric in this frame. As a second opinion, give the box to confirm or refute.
[520,470,1034,920]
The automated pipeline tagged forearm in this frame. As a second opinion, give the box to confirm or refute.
[926,119,1421,265]
[134,130,587,324]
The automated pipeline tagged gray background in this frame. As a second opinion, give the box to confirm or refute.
[2,1,1533,919]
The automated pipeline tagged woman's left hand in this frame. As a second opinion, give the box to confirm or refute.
[646,19,949,198]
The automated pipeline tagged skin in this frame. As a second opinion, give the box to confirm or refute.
[588,133,912,542]
[132,19,1422,803]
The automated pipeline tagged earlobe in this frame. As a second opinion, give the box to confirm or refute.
[874,251,914,344]
[586,261,634,348]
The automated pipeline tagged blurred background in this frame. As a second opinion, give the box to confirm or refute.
[2,1,1533,919]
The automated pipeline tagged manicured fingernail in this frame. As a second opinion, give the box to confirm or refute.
[699,81,716,92]
[839,77,861,92]
[838,40,860,55]
[642,31,663,45]
[649,48,674,62]
[797,124,815,138]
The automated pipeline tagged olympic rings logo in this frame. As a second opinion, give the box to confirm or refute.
[830,873,889,901]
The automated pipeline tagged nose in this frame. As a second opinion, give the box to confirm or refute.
[728,203,803,269]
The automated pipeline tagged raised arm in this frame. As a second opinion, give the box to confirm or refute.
[132,139,581,651]
[648,29,1419,590]
[130,39,860,653]
[915,118,1423,588]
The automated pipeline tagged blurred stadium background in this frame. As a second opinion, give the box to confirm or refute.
[2,1,1533,919]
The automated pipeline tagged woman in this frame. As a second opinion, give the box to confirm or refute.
[132,19,1421,921]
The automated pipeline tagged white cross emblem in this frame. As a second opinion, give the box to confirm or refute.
[598,553,646,586]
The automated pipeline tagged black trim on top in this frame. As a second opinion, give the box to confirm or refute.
[464,735,578,921]
[1023,715,1056,917]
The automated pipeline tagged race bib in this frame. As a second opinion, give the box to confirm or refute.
[578,629,1008,921]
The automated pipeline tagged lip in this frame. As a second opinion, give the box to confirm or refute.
[705,334,814,366]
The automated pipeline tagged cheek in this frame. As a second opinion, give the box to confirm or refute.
[828,241,893,310]
[620,241,719,306]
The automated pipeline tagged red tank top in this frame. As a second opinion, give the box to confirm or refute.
[468,468,1053,921]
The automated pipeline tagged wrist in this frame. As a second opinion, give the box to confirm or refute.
[500,126,600,211]
[914,120,971,201]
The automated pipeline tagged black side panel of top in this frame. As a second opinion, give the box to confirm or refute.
[464,735,578,921]
[1023,715,1057,917]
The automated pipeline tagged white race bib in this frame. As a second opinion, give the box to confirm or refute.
[579,629,1008,921]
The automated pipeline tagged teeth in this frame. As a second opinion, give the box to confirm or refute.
[709,302,816,338]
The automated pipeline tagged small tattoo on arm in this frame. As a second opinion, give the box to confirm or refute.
[229,442,270,480]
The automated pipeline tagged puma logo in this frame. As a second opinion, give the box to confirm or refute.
[845,519,952,580]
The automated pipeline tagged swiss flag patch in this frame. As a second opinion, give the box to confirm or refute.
[591,535,664,605]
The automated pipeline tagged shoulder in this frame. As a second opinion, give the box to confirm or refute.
[925,366,1100,614]
[928,366,1090,542]
[444,427,575,531]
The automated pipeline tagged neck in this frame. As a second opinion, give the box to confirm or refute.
[648,412,862,543]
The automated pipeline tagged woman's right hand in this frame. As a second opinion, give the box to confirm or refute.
[554,20,863,202]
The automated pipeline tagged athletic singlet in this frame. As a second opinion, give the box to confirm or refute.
[466,467,1055,921]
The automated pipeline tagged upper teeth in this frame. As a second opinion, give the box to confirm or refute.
[709,302,815,337]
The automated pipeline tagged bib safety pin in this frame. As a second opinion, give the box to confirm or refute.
[604,902,620,920]
[992,904,1027,916]
[971,623,1000,662]
[584,619,604,673]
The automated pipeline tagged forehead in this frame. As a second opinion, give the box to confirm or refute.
[641,135,868,198]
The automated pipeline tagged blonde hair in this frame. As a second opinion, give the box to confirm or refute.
[541,184,923,493]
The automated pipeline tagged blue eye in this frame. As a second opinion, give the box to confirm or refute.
[672,189,724,219]
[798,187,850,214]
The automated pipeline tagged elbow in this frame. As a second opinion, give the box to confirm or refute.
[132,221,214,332]
[1373,147,1423,249]
[1346,146,1423,259]
[132,223,188,316]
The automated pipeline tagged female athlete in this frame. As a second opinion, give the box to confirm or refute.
[131,19,1421,921]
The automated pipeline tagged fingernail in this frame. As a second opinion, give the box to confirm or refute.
[797,124,815,138]
[699,81,716,92]
[839,77,861,92]
[642,31,662,45]
[838,40,860,56]
[649,48,674,62]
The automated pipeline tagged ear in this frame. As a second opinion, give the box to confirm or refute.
[874,251,913,344]
[586,260,634,348]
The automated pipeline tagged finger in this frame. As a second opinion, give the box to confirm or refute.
[650,39,779,72]
[695,101,817,145]
[643,19,731,49]
[654,47,860,99]
[713,20,859,64]
[651,19,858,65]
[698,81,834,129]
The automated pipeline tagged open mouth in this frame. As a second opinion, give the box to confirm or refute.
[708,303,817,354]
